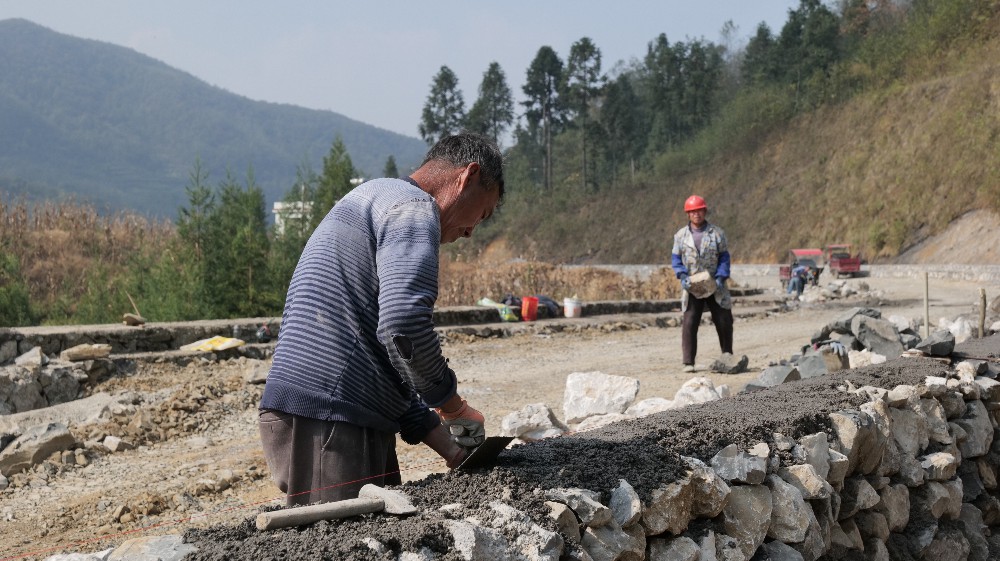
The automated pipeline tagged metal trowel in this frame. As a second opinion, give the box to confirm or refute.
[456,436,514,470]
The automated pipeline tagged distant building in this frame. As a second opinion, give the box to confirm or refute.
[272,201,312,235]
[271,178,365,234]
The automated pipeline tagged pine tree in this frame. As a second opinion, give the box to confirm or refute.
[383,155,399,178]
[523,47,564,190]
[465,62,515,146]
[419,66,466,145]
[565,37,602,190]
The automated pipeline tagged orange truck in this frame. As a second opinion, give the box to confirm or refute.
[825,244,862,278]
[778,249,824,289]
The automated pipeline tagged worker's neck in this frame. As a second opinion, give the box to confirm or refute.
[689,222,707,231]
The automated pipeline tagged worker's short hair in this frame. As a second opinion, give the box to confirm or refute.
[422,133,505,202]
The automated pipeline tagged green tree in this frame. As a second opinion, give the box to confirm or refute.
[382,155,399,178]
[419,66,466,145]
[600,73,644,185]
[641,34,685,153]
[523,46,564,190]
[203,169,272,318]
[465,62,515,146]
[175,159,215,311]
[777,0,842,102]
[565,37,603,190]
[176,159,215,262]
[314,136,357,226]
[742,23,780,85]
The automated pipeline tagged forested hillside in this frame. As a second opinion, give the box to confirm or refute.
[0,19,426,217]
[3,0,1000,327]
[437,0,1000,264]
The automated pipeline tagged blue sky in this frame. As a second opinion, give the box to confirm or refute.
[2,1,801,139]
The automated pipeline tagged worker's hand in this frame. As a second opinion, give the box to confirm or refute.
[715,277,726,291]
[422,423,467,469]
[436,398,486,448]
[829,341,847,357]
[679,274,691,291]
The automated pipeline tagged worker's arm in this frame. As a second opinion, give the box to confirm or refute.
[671,253,689,278]
[670,230,689,278]
[375,199,457,439]
[716,250,731,280]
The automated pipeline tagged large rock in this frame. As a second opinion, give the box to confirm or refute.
[709,353,748,374]
[829,409,887,475]
[764,474,810,543]
[563,372,639,424]
[0,422,75,476]
[642,479,694,536]
[838,477,879,520]
[721,485,772,559]
[710,444,767,485]
[686,457,731,518]
[687,271,716,300]
[546,488,611,528]
[914,330,956,357]
[813,308,882,342]
[610,479,642,529]
[778,464,833,500]
[793,433,830,480]
[624,398,675,417]
[501,403,569,441]
[756,365,800,388]
[582,519,643,561]
[59,344,111,362]
[890,407,929,457]
[759,541,805,561]
[920,452,959,481]
[106,535,197,561]
[955,400,993,458]
[850,315,904,359]
[876,483,911,532]
[672,377,725,408]
[795,355,829,380]
[488,502,565,560]
[647,536,700,561]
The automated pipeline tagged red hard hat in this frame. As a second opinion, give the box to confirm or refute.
[684,195,707,212]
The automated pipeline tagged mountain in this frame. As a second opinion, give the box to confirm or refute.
[0,19,427,218]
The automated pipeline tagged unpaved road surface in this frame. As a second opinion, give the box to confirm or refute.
[0,274,995,560]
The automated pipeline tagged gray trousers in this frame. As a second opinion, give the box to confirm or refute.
[259,410,401,506]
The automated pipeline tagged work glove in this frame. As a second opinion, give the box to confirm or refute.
[679,274,691,291]
[422,423,467,469]
[436,398,486,448]
[715,277,726,291]
[828,341,847,357]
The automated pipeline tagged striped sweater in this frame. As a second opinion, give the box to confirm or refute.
[260,178,454,444]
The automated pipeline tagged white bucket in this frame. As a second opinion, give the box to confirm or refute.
[563,297,582,318]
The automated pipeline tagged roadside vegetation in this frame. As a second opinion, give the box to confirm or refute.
[2,0,999,326]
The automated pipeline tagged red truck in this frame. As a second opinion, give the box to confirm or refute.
[779,249,823,289]
[825,244,862,278]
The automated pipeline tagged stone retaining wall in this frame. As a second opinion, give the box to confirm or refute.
[0,300,698,366]
[335,361,1000,561]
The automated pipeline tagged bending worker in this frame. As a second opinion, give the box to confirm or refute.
[259,133,503,505]
[671,195,734,373]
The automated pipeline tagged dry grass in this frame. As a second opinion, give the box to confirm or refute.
[0,196,175,318]
[438,257,680,306]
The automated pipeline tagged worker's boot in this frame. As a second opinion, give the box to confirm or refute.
[682,364,695,373]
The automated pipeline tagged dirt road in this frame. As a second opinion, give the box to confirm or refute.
[0,274,994,559]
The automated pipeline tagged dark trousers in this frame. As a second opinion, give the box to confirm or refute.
[682,296,734,365]
[259,410,401,506]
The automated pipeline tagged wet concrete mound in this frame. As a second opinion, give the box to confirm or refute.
[179,335,1000,560]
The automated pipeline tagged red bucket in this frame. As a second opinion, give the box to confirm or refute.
[521,296,539,321]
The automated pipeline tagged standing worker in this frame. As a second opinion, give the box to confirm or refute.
[259,133,504,505]
[671,195,734,373]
